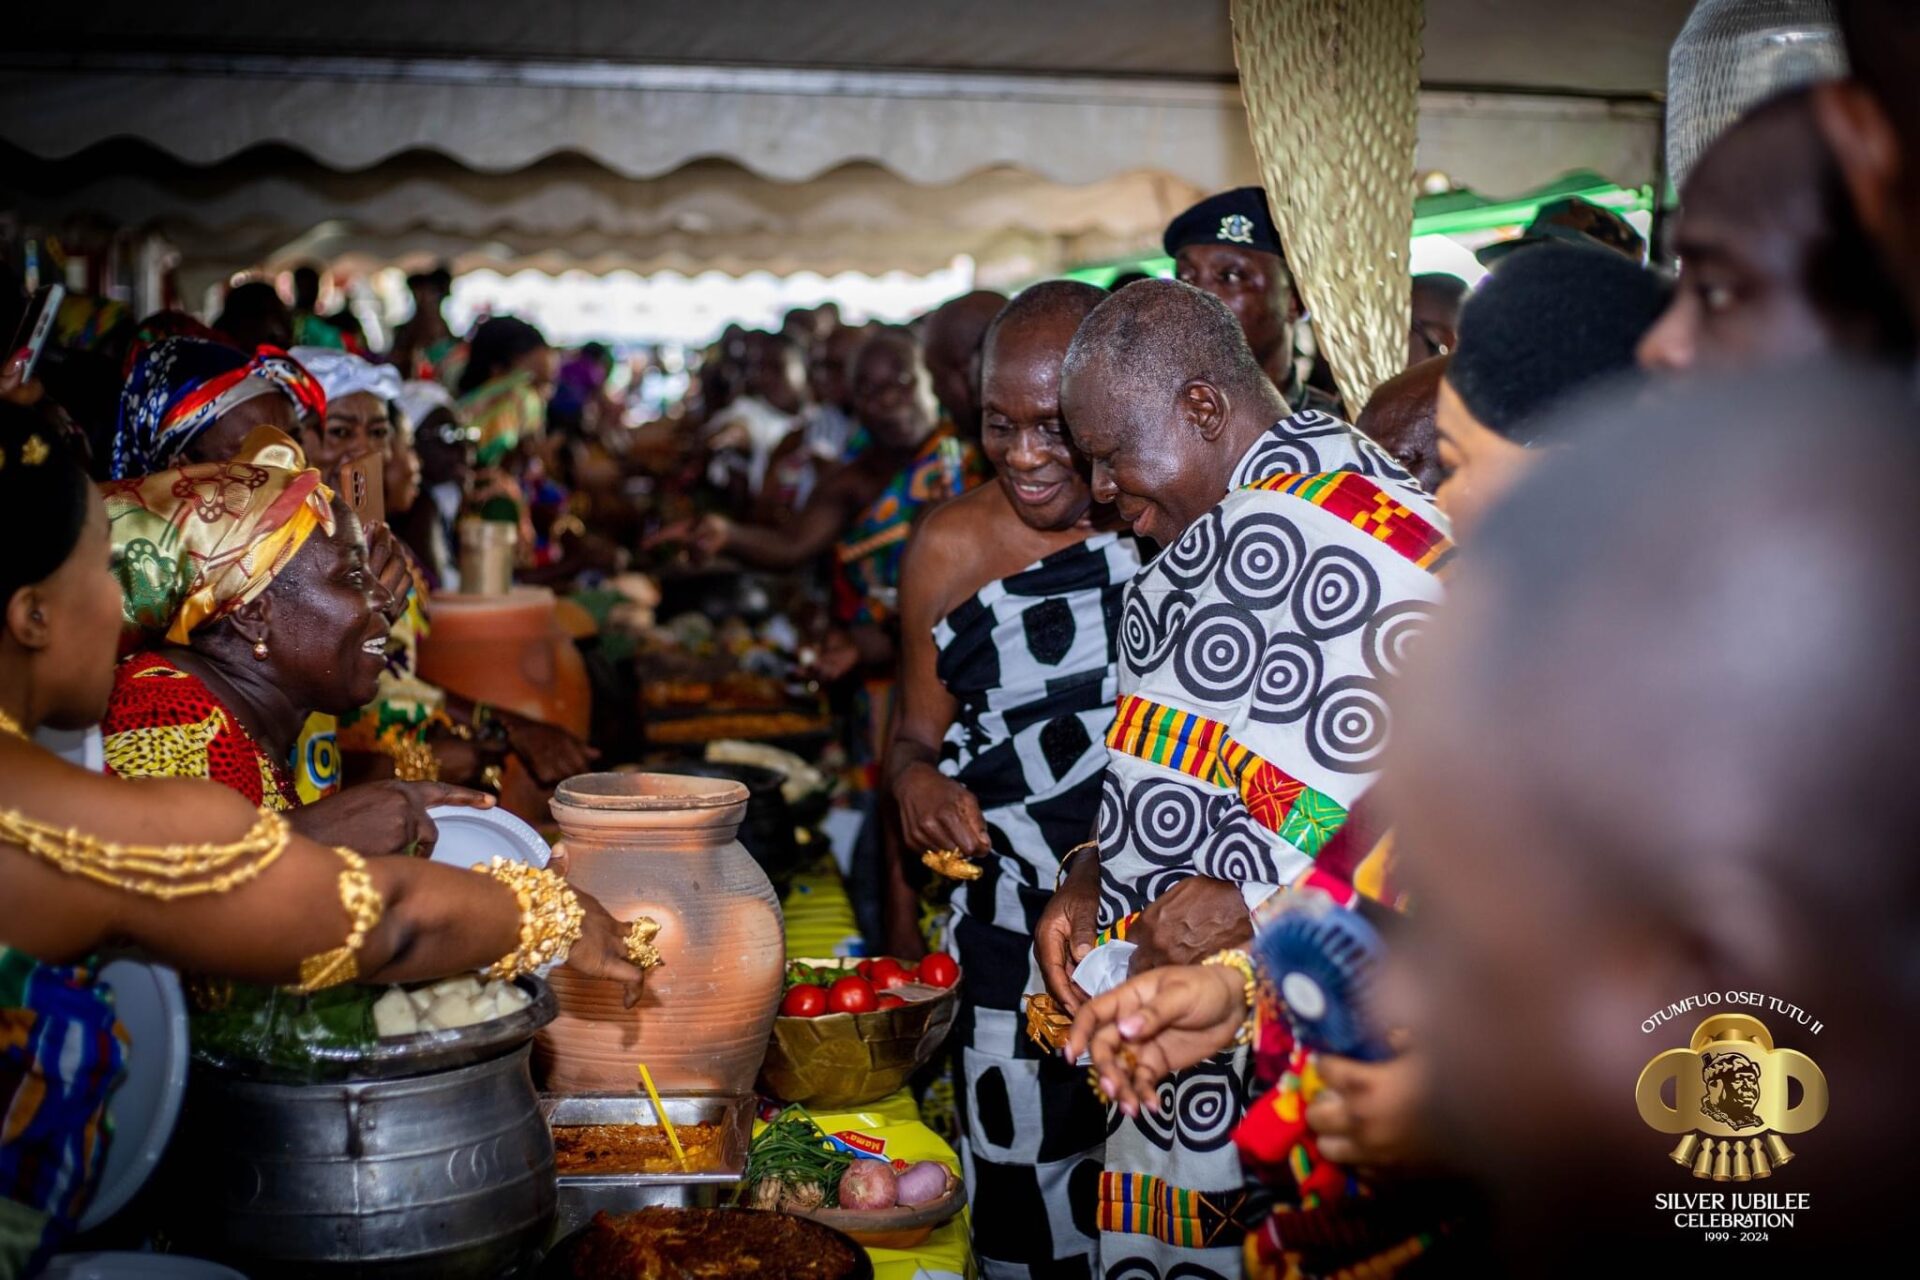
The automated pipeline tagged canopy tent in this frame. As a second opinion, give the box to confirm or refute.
[0,0,1691,288]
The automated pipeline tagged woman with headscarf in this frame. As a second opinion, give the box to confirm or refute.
[290,351,594,789]
[0,404,652,1275]
[112,335,324,479]
[99,429,478,856]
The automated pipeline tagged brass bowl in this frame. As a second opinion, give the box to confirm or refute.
[760,960,959,1108]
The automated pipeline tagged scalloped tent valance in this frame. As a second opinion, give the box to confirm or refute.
[2,0,1689,190]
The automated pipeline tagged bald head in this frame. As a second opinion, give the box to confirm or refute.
[1059,279,1287,544]
[1061,279,1279,434]
[1388,367,1920,1253]
[1356,355,1446,492]
[982,281,1107,362]
[923,289,1010,433]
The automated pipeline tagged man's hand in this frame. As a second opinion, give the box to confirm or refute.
[1035,847,1102,1012]
[290,780,493,857]
[1306,1036,1435,1170]
[1127,875,1253,973]
[1064,964,1248,1114]
[894,764,991,859]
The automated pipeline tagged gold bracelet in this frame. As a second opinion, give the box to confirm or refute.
[294,848,385,993]
[474,857,585,979]
[0,806,290,900]
[1055,840,1098,889]
[1201,948,1259,1046]
[384,735,441,782]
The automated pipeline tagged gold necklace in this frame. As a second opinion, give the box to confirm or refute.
[0,707,24,741]
[0,807,291,900]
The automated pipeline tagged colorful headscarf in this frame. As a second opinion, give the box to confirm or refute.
[122,311,230,378]
[113,337,327,480]
[104,428,336,643]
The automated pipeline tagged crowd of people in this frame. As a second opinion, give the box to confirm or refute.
[5,1,1920,1275]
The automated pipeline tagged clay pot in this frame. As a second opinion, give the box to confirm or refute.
[538,773,785,1095]
[417,586,591,738]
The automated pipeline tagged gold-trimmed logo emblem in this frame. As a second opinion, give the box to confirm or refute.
[1218,214,1257,245]
[1636,1014,1827,1180]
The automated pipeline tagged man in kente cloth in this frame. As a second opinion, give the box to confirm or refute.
[1035,280,1449,1280]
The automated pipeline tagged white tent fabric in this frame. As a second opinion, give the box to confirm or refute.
[3,0,1690,191]
[0,0,1692,282]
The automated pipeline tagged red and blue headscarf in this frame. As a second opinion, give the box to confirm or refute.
[112,337,326,479]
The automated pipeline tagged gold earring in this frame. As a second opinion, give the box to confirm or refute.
[252,640,270,660]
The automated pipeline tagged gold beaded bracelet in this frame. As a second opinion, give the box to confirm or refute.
[294,848,385,993]
[383,735,441,783]
[474,857,585,979]
[1201,948,1260,1046]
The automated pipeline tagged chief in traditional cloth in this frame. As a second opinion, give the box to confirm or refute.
[1050,281,1451,1280]
[890,283,1145,1276]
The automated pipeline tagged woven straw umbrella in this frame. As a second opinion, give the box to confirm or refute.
[1230,0,1423,412]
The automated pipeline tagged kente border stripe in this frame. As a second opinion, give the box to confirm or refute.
[1106,694,1346,854]
[1242,471,1453,572]
[1097,1170,1246,1249]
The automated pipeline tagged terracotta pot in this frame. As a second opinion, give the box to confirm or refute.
[417,586,591,738]
[538,773,785,1095]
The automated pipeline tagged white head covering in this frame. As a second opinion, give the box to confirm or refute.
[395,380,459,439]
[289,347,406,411]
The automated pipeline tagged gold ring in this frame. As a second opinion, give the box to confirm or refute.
[623,916,664,969]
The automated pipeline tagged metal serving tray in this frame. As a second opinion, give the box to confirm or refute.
[540,1093,754,1240]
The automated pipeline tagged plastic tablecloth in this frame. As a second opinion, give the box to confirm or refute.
[778,864,972,1279]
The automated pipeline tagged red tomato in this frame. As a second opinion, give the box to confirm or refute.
[827,976,878,1014]
[855,959,877,978]
[780,985,828,1018]
[868,959,912,992]
[917,954,959,988]
[876,995,906,1010]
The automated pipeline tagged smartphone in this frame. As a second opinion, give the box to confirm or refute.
[335,450,387,527]
[6,283,65,385]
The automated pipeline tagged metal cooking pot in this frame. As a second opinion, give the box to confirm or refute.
[165,979,557,1278]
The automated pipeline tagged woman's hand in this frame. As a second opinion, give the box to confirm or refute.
[1065,964,1248,1115]
[1127,875,1253,973]
[1306,1037,1434,1170]
[290,780,493,857]
[1035,848,1102,1012]
[496,709,596,786]
[565,888,652,1008]
[364,521,417,623]
[894,763,990,859]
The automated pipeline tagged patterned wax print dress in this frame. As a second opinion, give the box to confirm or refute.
[1093,411,1453,1280]
[0,949,127,1278]
[100,653,301,810]
[933,531,1145,1279]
